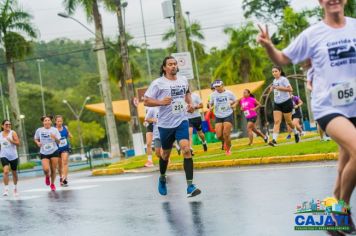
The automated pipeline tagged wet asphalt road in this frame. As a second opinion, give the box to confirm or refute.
[0,161,355,236]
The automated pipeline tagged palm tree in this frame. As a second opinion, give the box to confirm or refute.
[214,22,266,84]
[162,20,206,59]
[0,0,38,161]
[62,0,121,158]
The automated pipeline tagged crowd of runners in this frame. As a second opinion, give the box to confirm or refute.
[0,0,354,234]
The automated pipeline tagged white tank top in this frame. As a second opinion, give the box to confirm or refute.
[0,131,18,161]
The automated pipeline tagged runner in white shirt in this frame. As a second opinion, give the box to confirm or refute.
[0,120,20,197]
[144,56,201,198]
[34,116,61,191]
[187,92,207,156]
[268,66,300,146]
[144,107,156,168]
[209,80,238,155]
[257,1,356,233]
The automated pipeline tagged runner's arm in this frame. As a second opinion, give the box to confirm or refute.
[276,85,293,92]
[254,100,262,111]
[143,96,171,107]
[296,98,304,108]
[9,131,20,146]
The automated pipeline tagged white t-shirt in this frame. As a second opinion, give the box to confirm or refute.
[145,107,160,139]
[34,127,61,155]
[283,17,356,120]
[272,76,291,104]
[0,131,18,161]
[144,76,189,129]
[187,93,202,119]
[209,90,236,118]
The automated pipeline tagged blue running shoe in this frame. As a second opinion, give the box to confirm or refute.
[286,134,291,140]
[158,176,167,196]
[187,184,201,198]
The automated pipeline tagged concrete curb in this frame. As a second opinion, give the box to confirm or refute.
[91,153,338,176]
[168,153,338,170]
[92,168,125,176]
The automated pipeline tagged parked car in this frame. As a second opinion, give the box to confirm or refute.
[90,148,111,159]
[69,153,87,162]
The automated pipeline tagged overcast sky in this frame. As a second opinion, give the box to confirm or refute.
[18,0,319,49]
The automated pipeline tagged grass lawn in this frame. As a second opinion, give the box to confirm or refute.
[106,132,338,171]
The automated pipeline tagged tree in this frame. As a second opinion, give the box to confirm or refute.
[345,0,356,17]
[63,0,121,158]
[214,22,267,84]
[0,0,38,161]
[67,120,105,148]
[162,20,206,59]
[242,0,290,24]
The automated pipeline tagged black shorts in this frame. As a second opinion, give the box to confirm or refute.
[215,114,234,124]
[274,99,294,113]
[246,116,257,123]
[58,149,71,156]
[188,117,203,131]
[1,158,18,171]
[317,113,356,132]
[146,123,154,133]
[40,151,60,160]
[292,110,302,119]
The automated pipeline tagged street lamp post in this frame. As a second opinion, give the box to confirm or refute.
[19,114,28,161]
[36,59,46,116]
[185,11,202,99]
[139,0,152,80]
[63,97,90,155]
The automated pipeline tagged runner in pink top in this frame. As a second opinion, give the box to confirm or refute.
[239,89,268,146]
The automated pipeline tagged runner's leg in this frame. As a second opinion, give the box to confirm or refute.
[223,122,233,150]
[50,157,59,185]
[326,117,356,204]
[247,122,254,145]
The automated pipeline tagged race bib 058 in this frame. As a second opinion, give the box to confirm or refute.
[331,82,356,107]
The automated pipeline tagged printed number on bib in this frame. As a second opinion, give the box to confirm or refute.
[172,99,185,114]
[244,110,250,117]
[1,140,10,148]
[44,143,54,151]
[274,90,280,97]
[59,139,68,148]
[331,82,356,107]
[218,104,229,113]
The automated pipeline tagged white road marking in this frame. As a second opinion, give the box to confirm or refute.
[0,195,42,201]
[23,185,98,193]
[73,175,150,184]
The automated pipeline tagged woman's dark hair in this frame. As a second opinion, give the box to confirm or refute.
[55,115,63,121]
[272,65,286,77]
[1,120,10,131]
[159,56,177,76]
[41,115,53,122]
[244,89,255,98]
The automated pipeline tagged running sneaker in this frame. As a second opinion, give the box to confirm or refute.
[144,160,154,168]
[341,211,356,235]
[62,178,68,187]
[45,176,50,186]
[263,136,269,144]
[294,133,300,143]
[158,176,167,196]
[268,140,277,147]
[3,189,9,196]
[13,188,19,197]
[50,184,56,191]
[202,142,208,152]
[286,134,291,140]
[187,184,201,198]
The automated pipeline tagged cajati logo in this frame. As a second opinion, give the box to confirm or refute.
[294,197,351,231]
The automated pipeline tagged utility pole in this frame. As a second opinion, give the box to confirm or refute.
[114,0,145,156]
[172,0,188,52]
